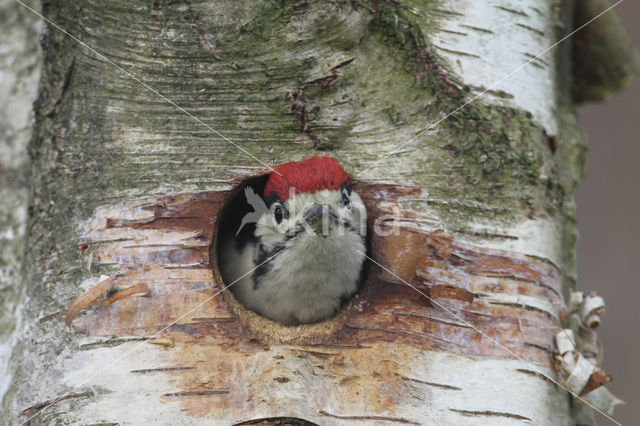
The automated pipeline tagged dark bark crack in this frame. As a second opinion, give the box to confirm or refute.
[449,408,532,421]
[288,58,356,148]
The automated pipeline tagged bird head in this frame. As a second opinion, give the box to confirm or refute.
[255,156,367,249]
[221,155,367,324]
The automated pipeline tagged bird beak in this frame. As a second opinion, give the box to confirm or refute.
[303,203,338,236]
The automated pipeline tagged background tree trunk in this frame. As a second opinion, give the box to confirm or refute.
[1,0,635,424]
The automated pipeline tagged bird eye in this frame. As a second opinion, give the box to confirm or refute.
[341,191,350,206]
[274,205,284,224]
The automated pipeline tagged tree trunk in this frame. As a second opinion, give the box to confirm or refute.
[1,0,635,424]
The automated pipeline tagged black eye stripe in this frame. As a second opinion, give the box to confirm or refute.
[274,206,284,224]
[272,203,289,224]
[340,181,353,195]
[342,190,350,205]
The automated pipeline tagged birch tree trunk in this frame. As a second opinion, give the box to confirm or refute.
[1,0,636,425]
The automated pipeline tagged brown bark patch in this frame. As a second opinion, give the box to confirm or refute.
[65,180,566,419]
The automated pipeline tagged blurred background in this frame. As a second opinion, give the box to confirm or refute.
[577,1,639,424]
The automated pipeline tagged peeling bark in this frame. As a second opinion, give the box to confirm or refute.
[1,0,635,424]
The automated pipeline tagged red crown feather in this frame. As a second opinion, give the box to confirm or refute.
[264,156,350,201]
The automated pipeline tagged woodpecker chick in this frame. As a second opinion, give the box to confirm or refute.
[219,156,367,325]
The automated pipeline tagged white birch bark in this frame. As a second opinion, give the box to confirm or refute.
[1,0,633,425]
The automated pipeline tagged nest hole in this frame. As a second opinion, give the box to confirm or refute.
[211,173,371,344]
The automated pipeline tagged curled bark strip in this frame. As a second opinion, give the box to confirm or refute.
[563,354,596,394]
[580,370,612,397]
[65,279,150,326]
[554,328,611,396]
[103,283,150,307]
[580,292,605,329]
[566,291,605,328]
[557,289,611,396]
[65,276,117,327]
[555,329,575,356]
